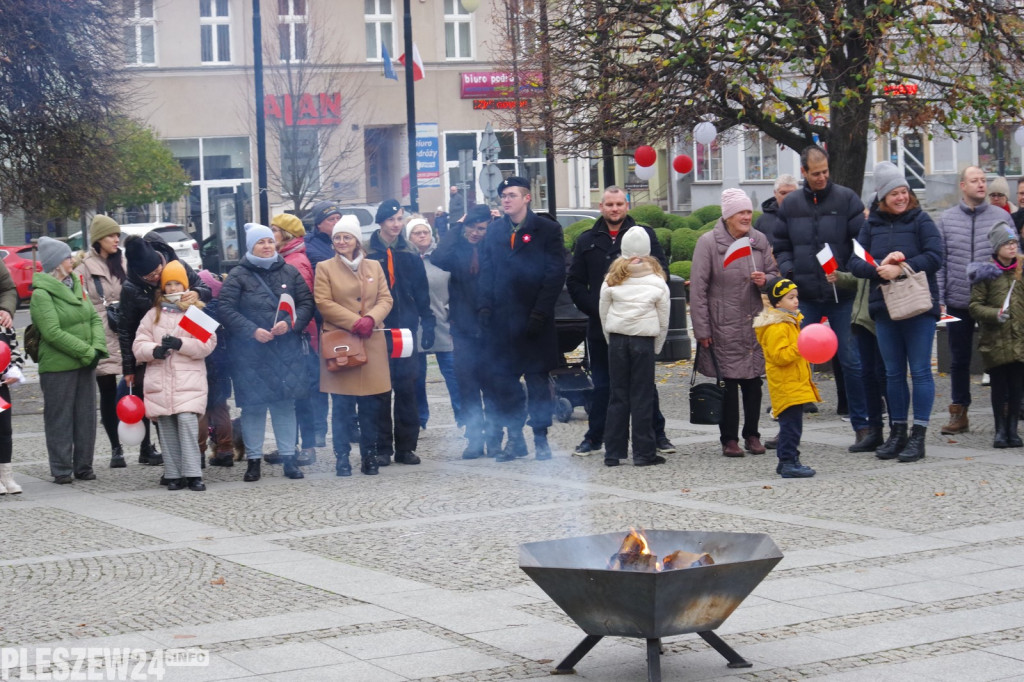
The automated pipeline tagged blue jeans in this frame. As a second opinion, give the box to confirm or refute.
[240,399,297,460]
[416,351,461,427]
[854,328,887,428]
[776,404,803,462]
[874,314,937,426]
[799,298,868,430]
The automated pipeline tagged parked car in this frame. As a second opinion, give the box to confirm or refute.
[553,208,601,230]
[298,203,380,240]
[67,222,202,271]
[0,245,42,306]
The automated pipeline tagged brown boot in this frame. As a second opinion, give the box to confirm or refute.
[940,404,969,435]
[722,440,744,457]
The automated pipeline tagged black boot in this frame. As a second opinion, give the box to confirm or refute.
[875,423,908,460]
[282,456,304,479]
[898,425,927,462]
[110,445,126,468]
[335,453,352,477]
[462,436,485,460]
[485,427,503,458]
[361,450,379,475]
[243,458,261,482]
[994,410,1010,449]
[534,428,552,460]
[1007,410,1023,447]
[849,425,884,453]
[141,442,163,466]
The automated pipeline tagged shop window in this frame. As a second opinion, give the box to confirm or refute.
[695,139,722,182]
[978,125,1023,177]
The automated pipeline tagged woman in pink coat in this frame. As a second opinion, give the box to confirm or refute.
[690,188,779,457]
[133,261,217,491]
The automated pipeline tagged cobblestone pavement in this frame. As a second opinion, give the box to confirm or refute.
[3,356,1024,681]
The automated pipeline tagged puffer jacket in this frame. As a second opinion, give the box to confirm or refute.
[364,230,435,337]
[118,234,211,377]
[132,300,216,417]
[754,196,782,249]
[416,242,454,353]
[848,205,943,321]
[968,259,1024,370]
[753,303,821,417]
[598,261,670,353]
[689,220,778,380]
[774,180,865,303]
[937,201,1006,309]
[279,236,319,351]
[304,229,334,271]
[74,249,125,376]
[218,257,315,407]
[30,272,108,374]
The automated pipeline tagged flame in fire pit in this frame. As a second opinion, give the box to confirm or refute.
[608,528,713,572]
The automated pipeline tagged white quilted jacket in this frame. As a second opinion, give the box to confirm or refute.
[598,262,670,353]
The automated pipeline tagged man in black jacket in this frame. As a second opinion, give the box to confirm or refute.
[364,199,436,466]
[565,186,676,459]
[774,145,870,450]
[754,174,799,250]
[119,234,212,466]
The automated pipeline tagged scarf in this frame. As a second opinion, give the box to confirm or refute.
[245,251,278,269]
[338,253,364,272]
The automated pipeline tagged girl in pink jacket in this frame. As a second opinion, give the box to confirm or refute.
[132,261,217,491]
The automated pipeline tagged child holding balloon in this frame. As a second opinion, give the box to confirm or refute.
[132,262,216,491]
[753,277,820,478]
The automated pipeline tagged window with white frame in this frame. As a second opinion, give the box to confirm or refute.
[123,0,156,66]
[978,125,1023,177]
[743,130,778,181]
[200,0,231,64]
[365,0,394,61]
[278,0,308,62]
[695,140,722,182]
[443,0,473,60]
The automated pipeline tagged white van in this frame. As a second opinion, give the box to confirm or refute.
[67,223,202,271]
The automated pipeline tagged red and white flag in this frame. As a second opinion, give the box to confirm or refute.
[178,306,219,343]
[277,293,296,327]
[0,396,10,413]
[398,43,425,81]
[385,328,414,358]
[722,237,752,268]
[816,244,838,274]
[852,239,877,266]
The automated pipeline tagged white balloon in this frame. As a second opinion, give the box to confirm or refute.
[1015,126,1024,148]
[694,121,718,146]
[118,420,146,447]
[634,164,657,180]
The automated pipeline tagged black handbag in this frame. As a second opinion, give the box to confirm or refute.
[92,275,122,333]
[689,344,726,425]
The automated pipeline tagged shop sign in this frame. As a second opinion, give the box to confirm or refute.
[460,71,543,99]
[264,92,342,126]
[473,99,530,110]
[416,123,440,188]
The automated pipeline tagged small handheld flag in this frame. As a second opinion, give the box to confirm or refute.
[178,306,219,343]
[852,239,877,266]
[383,328,414,358]
[276,293,296,327]
[722,237,752,268]
[0,396,9,413]
[816,244,839,302]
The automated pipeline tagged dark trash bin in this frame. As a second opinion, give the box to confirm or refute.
[657,275,691,362]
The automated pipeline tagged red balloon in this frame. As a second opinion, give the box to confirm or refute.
[116,395,146,424]
[0,341,10,374]
[634,145,657,168]
[673,154,694,174]
[797,323,838,365]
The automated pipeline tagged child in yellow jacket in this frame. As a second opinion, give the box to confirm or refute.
[753,278,821,478]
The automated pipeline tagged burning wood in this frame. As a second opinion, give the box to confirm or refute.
[607,529,714,572]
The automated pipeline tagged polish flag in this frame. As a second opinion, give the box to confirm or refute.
[277,293,296,327]
[178,306,219,343]
[398,43,425,81]
[852,239,877,266]
[385,328,414,358]
[722,237,752,268]
[0,396,9,413]
[817,244,838,275]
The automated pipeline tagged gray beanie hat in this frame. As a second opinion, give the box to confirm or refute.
[989,221,1018,254]
[37,236,72,274]
[873,161,909,200]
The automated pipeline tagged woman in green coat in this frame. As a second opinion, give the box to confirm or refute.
[29,237,108,484]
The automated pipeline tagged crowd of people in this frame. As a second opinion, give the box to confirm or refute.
[6,146,1021,492]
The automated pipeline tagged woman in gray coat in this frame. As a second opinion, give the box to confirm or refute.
[690,189,779,457]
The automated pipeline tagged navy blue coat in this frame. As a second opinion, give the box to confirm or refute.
[304,230,334,271]
[478,209,566,374]
[431,224,482,338]
[848,205,944,321]
[364,230,436,337]
[218,257,315,407]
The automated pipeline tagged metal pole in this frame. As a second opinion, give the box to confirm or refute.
[403,0,419,213]
[539,0,555,218]
[252,0,269,224]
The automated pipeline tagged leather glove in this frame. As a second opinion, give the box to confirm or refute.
[161,334,182,350]
[152,345,168,360]
[88,349,102,369]
[420,325,435,351]
[526,311,546,337]
[351,316,376,339]
[478,308,492,330]
[998,310,1010,324]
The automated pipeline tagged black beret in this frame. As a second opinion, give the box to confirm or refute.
[500,176,530,190]
[375,199,403,224]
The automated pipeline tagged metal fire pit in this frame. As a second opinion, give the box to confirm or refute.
[519,530,783,681]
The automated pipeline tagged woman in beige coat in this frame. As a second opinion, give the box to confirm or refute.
[314,216,393,476]
[74,215,129,468]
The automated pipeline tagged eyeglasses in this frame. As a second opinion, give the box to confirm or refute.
[410,230,432,237]
[332,234,357,243]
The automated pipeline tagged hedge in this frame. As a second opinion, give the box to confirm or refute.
[628,204,667,229]
[692,204,722,224]
[670,228,700,262]
[652,227,672,255]
[669,260,691,280]
[563,219,595,250]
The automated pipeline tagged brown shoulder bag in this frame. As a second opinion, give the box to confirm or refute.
[321,329,367,371]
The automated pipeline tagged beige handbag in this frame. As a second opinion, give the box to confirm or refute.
[880,263,932,320]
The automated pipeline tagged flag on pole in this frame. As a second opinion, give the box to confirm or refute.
[178,306,219,343]
[722,237,752,268]
[384,328,414,358]
[852,238,877,266]
[816,244,838,274]
[398,43,425,81]
[381,42,398,81]
[277,293,296,327]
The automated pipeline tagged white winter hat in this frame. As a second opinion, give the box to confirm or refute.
[620,225,651,259]
[332,215,362,241]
